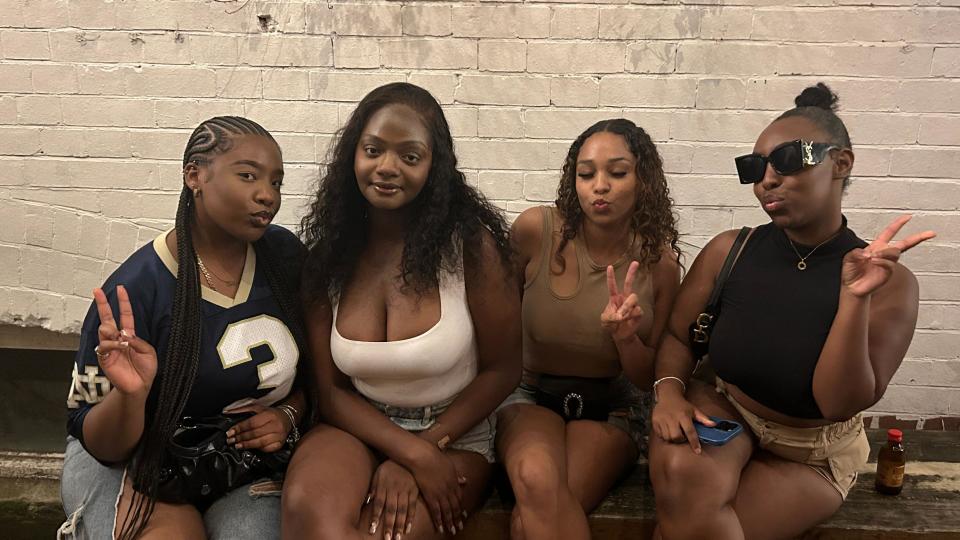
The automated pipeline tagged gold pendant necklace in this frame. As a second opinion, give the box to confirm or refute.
[786,231,841,271]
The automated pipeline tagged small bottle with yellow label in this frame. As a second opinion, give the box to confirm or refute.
[875,428,906,495]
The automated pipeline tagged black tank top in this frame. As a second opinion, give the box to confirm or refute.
[708,218,867,419]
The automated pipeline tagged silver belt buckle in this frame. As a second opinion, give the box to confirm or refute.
[563,392,584,419]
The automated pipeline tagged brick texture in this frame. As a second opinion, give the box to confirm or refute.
[1,0,957,420]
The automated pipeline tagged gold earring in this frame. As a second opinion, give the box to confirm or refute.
[193,187,200,197]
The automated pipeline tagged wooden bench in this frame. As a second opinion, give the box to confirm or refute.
[461,429,960,539]
[2,430,958,539]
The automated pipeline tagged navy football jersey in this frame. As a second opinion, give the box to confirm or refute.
[66,225,304,452]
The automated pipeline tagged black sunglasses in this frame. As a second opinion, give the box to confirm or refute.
[735,140,840,184]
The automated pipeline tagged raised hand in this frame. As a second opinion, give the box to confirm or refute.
[600,261,645,342]
[92,286,157,397]
[842,215,936,298]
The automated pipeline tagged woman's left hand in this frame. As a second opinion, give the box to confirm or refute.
[224,404,291,453]
[842,215,936,298]
[601,261,645,341]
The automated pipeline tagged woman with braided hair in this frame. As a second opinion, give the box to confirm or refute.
[495,118,682,540]
[59,116,307,539]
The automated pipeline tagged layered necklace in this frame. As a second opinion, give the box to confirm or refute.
[196,253,239,291]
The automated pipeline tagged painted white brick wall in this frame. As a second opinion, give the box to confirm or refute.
[0,0,957,420]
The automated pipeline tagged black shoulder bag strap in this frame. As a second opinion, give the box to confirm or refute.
[689,226,753,364]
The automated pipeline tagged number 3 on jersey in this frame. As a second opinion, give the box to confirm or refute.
[218,315,299,407]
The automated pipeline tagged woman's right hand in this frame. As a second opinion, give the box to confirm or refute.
[651,390,714,455]
[408,444,467,535]
[93,286,158,397]
[367,460,419,540]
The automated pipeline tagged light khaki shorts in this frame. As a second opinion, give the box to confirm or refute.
[716,378,870,499]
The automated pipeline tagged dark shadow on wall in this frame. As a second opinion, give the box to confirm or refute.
[0,348,75,453]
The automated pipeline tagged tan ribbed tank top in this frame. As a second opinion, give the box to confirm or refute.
[521,207,655,378]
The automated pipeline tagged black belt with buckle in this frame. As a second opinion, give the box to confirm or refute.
[532,375,613,422]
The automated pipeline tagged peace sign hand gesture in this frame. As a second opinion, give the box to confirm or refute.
[601,261,645,342]
[92,285,158,398]
[842,215,936,298]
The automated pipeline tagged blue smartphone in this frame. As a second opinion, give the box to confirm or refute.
[694,416,743,446]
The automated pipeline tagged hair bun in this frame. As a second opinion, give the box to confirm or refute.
[794,83,839,111]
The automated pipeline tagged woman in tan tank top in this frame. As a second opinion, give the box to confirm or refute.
[496,119,682,540]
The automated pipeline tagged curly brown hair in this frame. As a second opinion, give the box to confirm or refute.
[554,118,680,271]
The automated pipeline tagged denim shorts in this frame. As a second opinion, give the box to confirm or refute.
[367,396,497,463]
[498,372,650,451]
[58,436,283,540]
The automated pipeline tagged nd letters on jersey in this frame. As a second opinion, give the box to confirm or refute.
[66,225,303,450]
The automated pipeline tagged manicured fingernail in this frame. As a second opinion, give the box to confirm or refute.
[458,521,464,531]
[438,525,443,533]
[226,429,235,437]
[405,523,412,533]
[370,521,378,534]
[462,511,468,518]
[120,341,129,347]
[384,533,391,540]
[120,329,130,338]
[226,437,235,444]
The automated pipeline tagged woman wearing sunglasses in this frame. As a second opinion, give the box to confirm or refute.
[647,83,936,539]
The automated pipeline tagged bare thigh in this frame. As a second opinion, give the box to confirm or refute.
[564,419,638,512]
[113,475,206,540]
[648,381,755,504]
[281,424,378,538]
[733,451,843,540]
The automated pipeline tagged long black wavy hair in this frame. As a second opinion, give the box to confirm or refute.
[119,116,308,540]
[300,82,512,303]
[554,118,681,271]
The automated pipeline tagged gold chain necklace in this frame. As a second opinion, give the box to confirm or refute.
[196,254,238,291]
[786,231,841,271]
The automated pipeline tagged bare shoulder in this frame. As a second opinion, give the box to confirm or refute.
[652,244,682,273]
[464,227,519,310]
[510,206,547,259]
[465,227,512,283]
[695,228,748,275]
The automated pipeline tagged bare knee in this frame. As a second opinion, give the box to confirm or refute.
[650,446,735,511]
[509,452,564,509]
[281,479,357,539]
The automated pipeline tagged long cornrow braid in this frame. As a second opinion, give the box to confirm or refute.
[554,118,681,274]
[118,116,282,539]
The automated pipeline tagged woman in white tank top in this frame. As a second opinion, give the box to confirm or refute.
[281,83,521,540]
